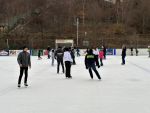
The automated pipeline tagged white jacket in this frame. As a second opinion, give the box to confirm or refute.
[93,49,99,55]
[63,51,73,62]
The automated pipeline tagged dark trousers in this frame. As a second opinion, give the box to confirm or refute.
[88,64,101,79]
[95,55,100,67]
[18,67,28,84]
[72,58,76,65]
[65,61,71,77]
[100,58,103,66]
[48,51,50,59]
[103,53,106,59]
[122,56,126,64]
[57,60,64,73]
[48,54,50,59]
[77,52,80,57]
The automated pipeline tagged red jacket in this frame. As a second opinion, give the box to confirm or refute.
[99,51,104,59]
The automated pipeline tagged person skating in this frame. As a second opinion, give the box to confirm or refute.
[85,49,101,80]
[76,47,80,57]
[55,47,64,73]
[38,49,42,60]
[135,48,139,56]
[93,48,100,68]
[131,47,133,56]
[47,46,51,59]
[17,46,31,88]
[148,46,150,57]
[86,48,89,54]
[51,49,55,66]
[121,45,127,65]
[99,48,104,66]
[70,48,76,65]
[103,45,107,59]
[63,48,73,78]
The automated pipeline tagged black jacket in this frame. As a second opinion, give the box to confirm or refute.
[55,48,64,61]
[17,51,31,67]
[122,48,126,57]
[85,53,96,68]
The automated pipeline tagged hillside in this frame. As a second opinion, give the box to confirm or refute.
[0,0,150,49]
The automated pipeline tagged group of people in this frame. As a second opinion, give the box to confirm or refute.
[17,46,107,88]
[16,44,150,88]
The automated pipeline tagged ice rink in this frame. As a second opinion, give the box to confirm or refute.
[0,55,150,113]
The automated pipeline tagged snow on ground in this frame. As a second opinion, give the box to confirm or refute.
[0,55,150,113]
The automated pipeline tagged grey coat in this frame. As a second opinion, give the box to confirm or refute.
[17,51,31,67]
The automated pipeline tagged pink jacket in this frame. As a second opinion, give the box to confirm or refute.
[99,51,104,59]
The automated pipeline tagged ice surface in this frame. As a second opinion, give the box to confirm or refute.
[0,56,150,113]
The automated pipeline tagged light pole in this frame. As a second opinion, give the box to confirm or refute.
[82,0,86,26]
[6,39,9,49]
[77,18,79,47]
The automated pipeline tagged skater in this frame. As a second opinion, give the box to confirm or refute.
[86,48,89,54]
[121,45,127,65]
[93,48,100,68]
[148,46,150,57]
[76,47,80,57]
[85,49,101,80]
[131,47,133,56]
[38,49,42,60]
[103,45,107,59]
[135,48,139,56]
[99,48,104,66]
[47,46,51,59]
[55,47,64,73]
[17,46,31,88]
[70,48,76,65]
[63,47,73,78]
[51,49,55,66]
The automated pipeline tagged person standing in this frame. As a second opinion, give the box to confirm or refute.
[85,49,101,80]
[55,47,64,73]
[148,46,150,57]
[51,49,55,66]
[63,48,73,78]
[76,47,80,57]
[38,49,42,60]
[99,49,104,66]
[103,45,107,59]
[17,46,31,88]
[93,48,100,68]
[121,45,127,65]
[71,48,76,65]
[135,48,139,56]
[131,47,133,56]
[47,46,51,59]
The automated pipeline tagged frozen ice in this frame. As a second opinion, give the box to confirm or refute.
[0,55,150,113]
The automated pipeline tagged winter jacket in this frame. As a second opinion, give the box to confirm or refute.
[122,48,126,57]
[99,51,104,59]
[17,51,31,67]
[93,49,99,55]
[55,48,64,61]
[85,53,96,68]
[63,51,73,62]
